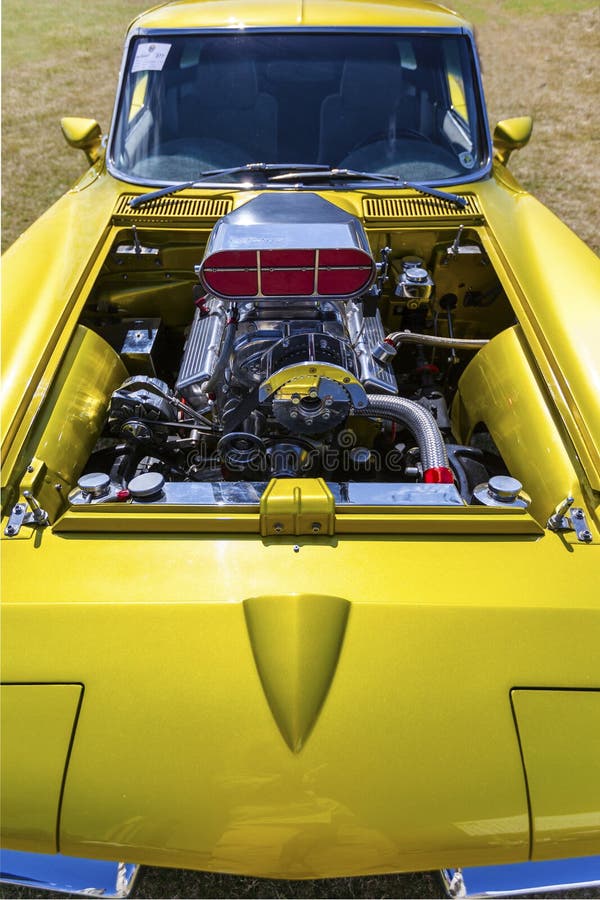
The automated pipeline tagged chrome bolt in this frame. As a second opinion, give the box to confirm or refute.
[581,530,593,542]
[573,508,584,519]
[293,545,300,553]
[548,495,574,531]
[5,525,16,536]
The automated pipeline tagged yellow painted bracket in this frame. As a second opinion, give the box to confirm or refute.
[259,478,335,537]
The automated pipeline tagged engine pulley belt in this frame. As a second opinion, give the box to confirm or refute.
[222,386,261,434]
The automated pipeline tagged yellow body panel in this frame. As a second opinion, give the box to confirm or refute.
[2,0,600,881]
[0,684,83,854]
[2,530,600,875]
[477,180,600,490]
[452,326,583,523]
[512,690,600,861]
[131,0,467,31]
[4,326,127,520]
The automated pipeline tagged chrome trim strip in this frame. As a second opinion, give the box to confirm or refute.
[441,856,600,898]
[69,481,464,507]
[0,850,139,899]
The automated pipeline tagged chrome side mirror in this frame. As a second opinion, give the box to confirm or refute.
[493,116,533,166]
[61,117,103,165]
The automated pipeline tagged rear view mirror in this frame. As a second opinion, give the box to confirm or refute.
[61,117,103,165]
[493,116,533,166]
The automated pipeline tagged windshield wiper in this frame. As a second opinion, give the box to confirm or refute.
[269,168,468,208]
[130,163,467,210]
[129,163,333,209]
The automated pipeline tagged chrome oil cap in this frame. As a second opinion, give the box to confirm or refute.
[127,472,165,501]
[77,472,111,498]
[473,475,528,508]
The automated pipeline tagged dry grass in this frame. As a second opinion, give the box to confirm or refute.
[2,0,599,252]
[1,2,599,898]
[1,0,148,249]
[467,1,600,254]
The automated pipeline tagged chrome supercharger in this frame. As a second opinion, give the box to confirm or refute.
[175,192,398,419]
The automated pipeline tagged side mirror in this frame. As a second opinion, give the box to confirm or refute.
[493,116,533,166]
[61,117,103,165]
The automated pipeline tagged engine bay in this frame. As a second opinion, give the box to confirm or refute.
[72,193,527,511]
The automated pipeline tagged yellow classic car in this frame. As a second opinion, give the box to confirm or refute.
[1,0,600,897]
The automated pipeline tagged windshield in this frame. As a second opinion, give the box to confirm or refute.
[110,31,488,186]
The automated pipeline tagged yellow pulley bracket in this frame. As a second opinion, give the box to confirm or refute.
[259,362,368,409]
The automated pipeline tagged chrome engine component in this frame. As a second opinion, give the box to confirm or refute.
[395,256,434,307]
[198,192,375,301]
[77,473,111,499]
[353,394,452,481]
[91,194,514,498]
[174,295,396,422]
[69,480,464,507]
[176,300,227,405]
[264,330,356,378]
[175,191,397,414]
[345,301,398,393]
[271,374,357,434]
[127,471,166,501]
[108,376,176,441]
[378,329,488,357]
[473,475,528,508]
[416,390,451,431]
[218,432,266,471]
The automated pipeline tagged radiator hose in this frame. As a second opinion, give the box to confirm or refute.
[354,393,453,484]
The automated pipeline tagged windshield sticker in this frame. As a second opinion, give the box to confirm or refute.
[459,151,475,169]
[132,43,171,73]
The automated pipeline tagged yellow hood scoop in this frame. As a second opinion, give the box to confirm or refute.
[244,594,350,752]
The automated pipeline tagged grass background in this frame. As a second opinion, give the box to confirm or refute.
[1,1,599,897]
[2,0,599,253]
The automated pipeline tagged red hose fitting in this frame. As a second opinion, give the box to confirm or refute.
[424,466,454,484]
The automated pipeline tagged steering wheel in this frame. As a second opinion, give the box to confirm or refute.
[348,127,433,155]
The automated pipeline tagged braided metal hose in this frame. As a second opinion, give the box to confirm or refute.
[354,393,449,474]
[386,330,488,351]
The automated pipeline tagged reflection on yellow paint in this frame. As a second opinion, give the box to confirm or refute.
[448,73,468,121]
[537,812,600,835]
[129,73,148,122]
[455,814,529,839]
